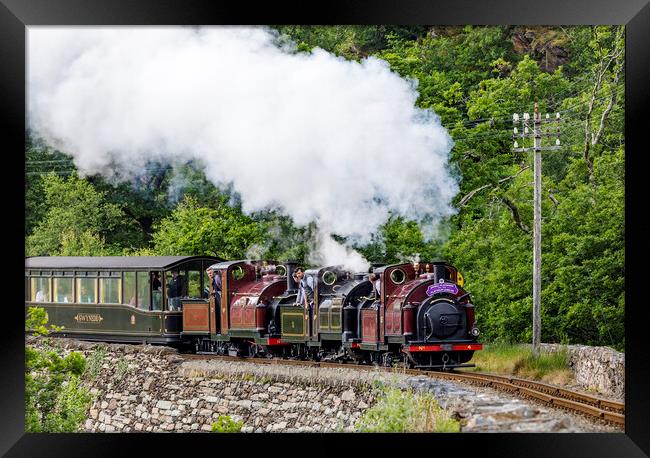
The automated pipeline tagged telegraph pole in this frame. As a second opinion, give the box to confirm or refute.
[512,103,561,357]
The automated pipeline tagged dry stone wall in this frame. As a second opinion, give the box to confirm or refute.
[27,337,380,433]
[540,343,625,398]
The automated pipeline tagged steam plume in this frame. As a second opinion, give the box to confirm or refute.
[28,26,458,270]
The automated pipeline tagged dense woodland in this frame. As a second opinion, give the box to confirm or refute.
[25,26,624,350]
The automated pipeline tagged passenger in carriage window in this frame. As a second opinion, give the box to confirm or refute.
[79,286,89,303]
[35,289,46,302]
[152,272,162,291]
[167,269,187,311]
[152,271,162,310]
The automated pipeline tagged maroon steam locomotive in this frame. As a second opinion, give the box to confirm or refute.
[182,259,481,369]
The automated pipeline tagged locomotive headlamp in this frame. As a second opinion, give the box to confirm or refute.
[470,327,480,337]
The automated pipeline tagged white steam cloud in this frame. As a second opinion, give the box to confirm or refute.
[28,26,458,271]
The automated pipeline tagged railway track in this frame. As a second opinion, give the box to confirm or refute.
[181,353,625,427]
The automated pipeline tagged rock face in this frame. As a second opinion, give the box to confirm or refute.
[511,28,569,72]
[540,344,625,399]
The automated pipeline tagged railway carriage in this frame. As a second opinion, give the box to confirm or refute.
[25,256,220,344]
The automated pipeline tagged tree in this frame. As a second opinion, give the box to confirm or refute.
[26,173,137,256]
[152,195,264,259]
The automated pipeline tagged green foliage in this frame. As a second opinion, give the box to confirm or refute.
[357,216,444,264]
[26,306,63,336]
[152,195,264,258]
[85,346,107,380]
[26,172,136,256]
[25,308,92,432]
[113,358,131,382]
[356,386,459,432]
[211,415,244,432]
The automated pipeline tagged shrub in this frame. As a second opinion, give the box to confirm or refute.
[211,415,244,432]
[85,346,108,380]
[356,386,459,433]
[25,307,93,432]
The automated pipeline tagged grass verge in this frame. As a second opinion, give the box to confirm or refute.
[355,383,460,432]
[467,343,573,385]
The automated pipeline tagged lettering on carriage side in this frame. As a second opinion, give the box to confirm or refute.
[426,283,458,296]
[74,313,104,323]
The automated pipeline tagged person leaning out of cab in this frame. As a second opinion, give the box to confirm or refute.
[205,267,222,307]
[293,267,314,309]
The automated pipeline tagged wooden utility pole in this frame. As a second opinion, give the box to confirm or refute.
[512,103,561,357]
[532,104,542,356]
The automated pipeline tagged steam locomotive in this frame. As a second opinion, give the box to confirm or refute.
[25,256,481,369]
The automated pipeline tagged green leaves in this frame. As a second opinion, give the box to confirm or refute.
[25,172,133,256]
[25,308,92,432]
[152,195,264,259]
[211,415,244,433]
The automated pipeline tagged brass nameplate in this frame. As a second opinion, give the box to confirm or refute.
[74,313,104,323]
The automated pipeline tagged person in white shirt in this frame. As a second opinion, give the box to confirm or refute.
[293,267,314,308]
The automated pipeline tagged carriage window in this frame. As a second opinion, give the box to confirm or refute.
[151,271,162,310]
[188,270,201,298]
[100,278,121,304]
[137,272,150,310]
[123,272,136,306]
[53,278,73,303]
[76,278,97,303]
[31,277,50,302]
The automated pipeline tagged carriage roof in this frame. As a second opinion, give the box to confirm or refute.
[25,255,220,270]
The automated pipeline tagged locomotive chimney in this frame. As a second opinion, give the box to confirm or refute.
[285,260,299,293]
[433,261,447,282]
